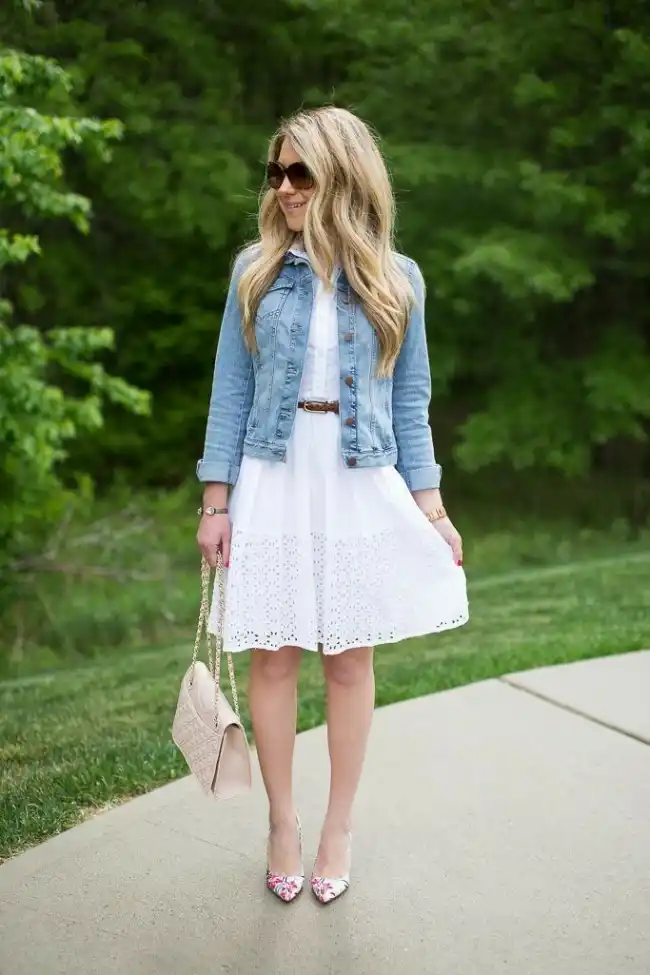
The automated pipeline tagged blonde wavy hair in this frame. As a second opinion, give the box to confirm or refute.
[237,106,414,377]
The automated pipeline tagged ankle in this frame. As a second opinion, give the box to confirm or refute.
[269,808,298,831]
[321,815,352,834]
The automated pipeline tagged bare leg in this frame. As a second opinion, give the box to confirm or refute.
[315,646,375,876]
[249,645,303,875]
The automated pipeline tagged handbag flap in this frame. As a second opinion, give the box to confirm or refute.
[213,724,253,799]
[189,661,241,731]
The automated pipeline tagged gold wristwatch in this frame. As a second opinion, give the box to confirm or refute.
[197,506,228,516]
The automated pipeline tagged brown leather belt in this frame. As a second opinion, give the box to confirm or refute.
[298,400,340,415]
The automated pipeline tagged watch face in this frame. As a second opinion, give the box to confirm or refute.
[205,506,216,515]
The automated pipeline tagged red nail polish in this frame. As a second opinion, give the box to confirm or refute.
[456,560,463,567]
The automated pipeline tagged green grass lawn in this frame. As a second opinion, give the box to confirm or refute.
[1,474,647,679]
[1,547,648,862]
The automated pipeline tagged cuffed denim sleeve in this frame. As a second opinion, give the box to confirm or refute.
[196,254,254,485]
[392,259,442,492]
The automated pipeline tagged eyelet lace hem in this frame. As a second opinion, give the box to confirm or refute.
[209,528,469,655]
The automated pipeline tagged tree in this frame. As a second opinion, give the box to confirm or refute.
[2,0,649,487]
[321,0,650,473]
[0,0,360,483]
[0,6,149,571]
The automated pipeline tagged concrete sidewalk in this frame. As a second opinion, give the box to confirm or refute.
[1,651,649,975]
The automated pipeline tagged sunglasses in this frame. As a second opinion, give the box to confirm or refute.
[266,160,314,191]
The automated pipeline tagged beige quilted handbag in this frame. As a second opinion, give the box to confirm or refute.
[172,554,252,799]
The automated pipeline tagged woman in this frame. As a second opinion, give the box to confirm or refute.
[196,107,469,905]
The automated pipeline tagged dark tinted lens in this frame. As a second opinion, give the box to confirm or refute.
[266,162,284,190]
[286,162,314,190]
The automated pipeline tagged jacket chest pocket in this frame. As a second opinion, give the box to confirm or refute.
[255,280,294,355]
[256,279,294,322]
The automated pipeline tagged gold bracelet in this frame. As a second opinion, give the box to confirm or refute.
[425,505,447,523]
[197,506,228,516]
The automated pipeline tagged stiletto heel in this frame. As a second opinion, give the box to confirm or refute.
[310,831,351,905]
[266,816,304,902]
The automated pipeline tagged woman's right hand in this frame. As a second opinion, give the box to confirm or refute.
[197,513,231,568]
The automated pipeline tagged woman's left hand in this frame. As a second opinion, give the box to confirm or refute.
[431,515,463,566]
[412,488,463,566]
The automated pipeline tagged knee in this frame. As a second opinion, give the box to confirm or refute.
[252,646,300,683]
[323,648,373,688]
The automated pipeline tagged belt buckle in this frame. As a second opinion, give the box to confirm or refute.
[303,401,323,413]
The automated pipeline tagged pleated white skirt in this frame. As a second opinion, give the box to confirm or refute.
[208,408,469,654]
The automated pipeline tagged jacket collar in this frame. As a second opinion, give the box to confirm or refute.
[283,243,346,288]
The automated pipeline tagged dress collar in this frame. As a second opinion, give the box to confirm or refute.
[286,239,308,261]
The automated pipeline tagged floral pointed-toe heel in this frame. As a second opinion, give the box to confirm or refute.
[310,831,352,905]
[266,817,304,903]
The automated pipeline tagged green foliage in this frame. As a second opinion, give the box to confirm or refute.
[0,322,149,553]
[0,28,148,569]
[1,0,650,483]
[323,0,650,471]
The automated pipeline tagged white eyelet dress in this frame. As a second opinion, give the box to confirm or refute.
[209,261,469,654]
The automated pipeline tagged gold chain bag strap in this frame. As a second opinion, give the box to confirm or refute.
[172,554,252,799]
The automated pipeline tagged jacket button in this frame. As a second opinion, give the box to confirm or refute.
[345,416,355,427]
[343,331,353,342]
[346,456,357,467]
[344,375,354,387]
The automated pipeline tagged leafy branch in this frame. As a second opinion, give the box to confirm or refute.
[0,34,147,571]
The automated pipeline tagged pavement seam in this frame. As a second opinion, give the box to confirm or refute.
[142,817,256,860]
[499,675,650,747]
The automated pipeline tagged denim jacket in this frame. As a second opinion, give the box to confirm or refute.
[197,248,442,491]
